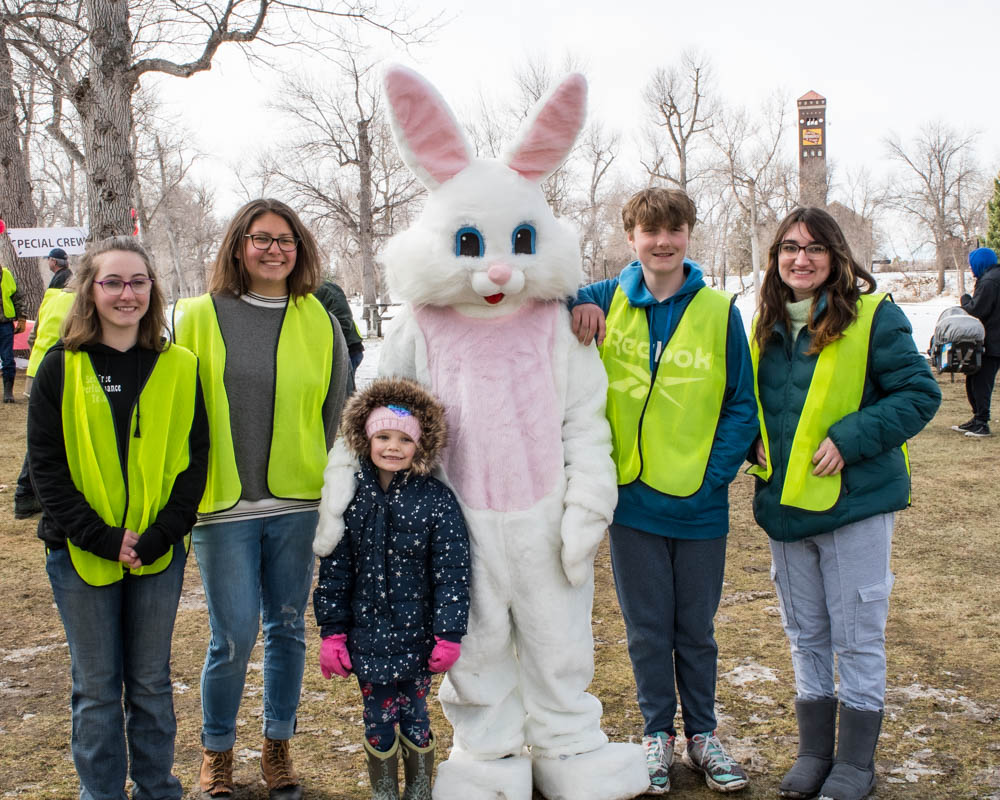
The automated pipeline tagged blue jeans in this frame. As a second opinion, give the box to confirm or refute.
[0,320,14,380]
[192,511,317,751]
[609,524,727,737]
[47,544,187,800]
[769,513,895,711]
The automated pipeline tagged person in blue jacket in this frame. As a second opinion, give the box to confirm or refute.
[748,207,940,800]
[953,246,1000,437]
[572,187,758,794]
[313,376,470,800]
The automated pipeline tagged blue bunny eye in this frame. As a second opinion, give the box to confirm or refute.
[455,227,484,257]
[512,224,536,255]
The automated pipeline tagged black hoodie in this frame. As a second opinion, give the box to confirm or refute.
[28,341,209,566]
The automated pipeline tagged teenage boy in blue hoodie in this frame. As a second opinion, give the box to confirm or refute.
[571,188,757,794]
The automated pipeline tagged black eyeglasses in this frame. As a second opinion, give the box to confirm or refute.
[778,241,829,259]
[245,233,298,252]
[95,277,154,295]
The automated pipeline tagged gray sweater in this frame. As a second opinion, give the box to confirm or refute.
[213,292,351,501]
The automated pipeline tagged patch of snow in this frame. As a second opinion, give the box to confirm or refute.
[723,660,778,686]
[2,643,66,663]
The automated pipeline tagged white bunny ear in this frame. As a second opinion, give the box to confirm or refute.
[383,65,472,190]
[504,73,587,183]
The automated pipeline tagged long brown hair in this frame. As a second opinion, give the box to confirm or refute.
[754,207,876,354]
[208,198,321,299]
[61,237,168,352]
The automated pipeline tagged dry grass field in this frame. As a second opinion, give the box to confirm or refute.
[1,370,998,799]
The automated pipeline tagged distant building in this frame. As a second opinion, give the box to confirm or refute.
[797,91,828,207]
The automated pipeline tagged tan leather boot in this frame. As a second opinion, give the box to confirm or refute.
[199,748,233,798]
[261,737,303,800]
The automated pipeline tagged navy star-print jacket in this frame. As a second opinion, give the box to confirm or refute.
[314,458,471,683]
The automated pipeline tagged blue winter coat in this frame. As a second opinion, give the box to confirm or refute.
[314,458,471,683]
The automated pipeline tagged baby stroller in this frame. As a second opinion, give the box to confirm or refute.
[928,307,984,381]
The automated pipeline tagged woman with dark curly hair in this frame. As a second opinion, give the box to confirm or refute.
[748,207,940,800]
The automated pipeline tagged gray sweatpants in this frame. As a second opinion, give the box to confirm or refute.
[769,512,894,711]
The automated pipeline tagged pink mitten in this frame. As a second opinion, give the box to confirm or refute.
[320,634,352,679]
[427,637,461,673]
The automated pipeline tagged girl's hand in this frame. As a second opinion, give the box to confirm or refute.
[119,529,142,569]
[812,437,845,477]
[754,438,767,467]
[320,634,352,679]
[428,637,461,673]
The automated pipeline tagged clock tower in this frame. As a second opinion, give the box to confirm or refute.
[798,90,827,207]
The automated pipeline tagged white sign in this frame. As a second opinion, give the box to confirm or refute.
[6,227,90,258]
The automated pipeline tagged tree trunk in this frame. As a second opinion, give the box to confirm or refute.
[357,118,377,331]
[0,27,44,315]
[75,0,138,239]
[748,194,761,297]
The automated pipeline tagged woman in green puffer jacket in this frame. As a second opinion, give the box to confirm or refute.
[748,207,940,800]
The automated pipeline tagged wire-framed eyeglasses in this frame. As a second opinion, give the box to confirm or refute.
[94,277,154,296]
[778,241,829,259]
[245,233,299,252]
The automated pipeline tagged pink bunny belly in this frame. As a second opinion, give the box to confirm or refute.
[415,303,562,512]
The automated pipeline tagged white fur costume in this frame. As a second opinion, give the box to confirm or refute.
[314,66,647,800]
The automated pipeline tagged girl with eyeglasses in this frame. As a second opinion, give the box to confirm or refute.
[172,198,351,799]
[28,236,210,800]
[748,207,940,800]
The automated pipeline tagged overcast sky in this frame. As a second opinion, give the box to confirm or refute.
[154,0,1000,229]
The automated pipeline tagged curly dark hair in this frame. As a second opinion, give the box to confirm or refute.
[754,207,876,354]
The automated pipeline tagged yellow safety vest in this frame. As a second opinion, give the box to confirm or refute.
[1,268,16,319]
[27,289,76,377]
[599,286,732,497]
[61,345,199,586]
[749,293,908,511]
[173,293,334,513]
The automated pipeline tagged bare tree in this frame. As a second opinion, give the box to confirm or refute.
[2,0,435,239]
[710,94,791,295]
[263,52,423,309]
[885,122,979,293]
[571,122,620,282]
[0,21,44,312]
[640,50,715,197]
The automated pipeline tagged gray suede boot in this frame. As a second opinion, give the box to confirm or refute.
[780,697,837,799]
[399,731,434,800]
[817,704,883,800]
[3,376,14,403]
[365,737,400,800]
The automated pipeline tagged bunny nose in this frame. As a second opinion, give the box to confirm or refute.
[487,262,512,286]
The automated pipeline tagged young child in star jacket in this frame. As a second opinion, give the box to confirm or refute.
[313,377,471,799]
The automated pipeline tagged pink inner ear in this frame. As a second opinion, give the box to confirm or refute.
[507,74,587,182]
[385,69,470,186]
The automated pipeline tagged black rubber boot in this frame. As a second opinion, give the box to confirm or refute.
[780,696,838,798]
[3,376,14,403]
[818,704,883,800]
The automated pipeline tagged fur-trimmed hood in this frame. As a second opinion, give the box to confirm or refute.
[341,377,447,476]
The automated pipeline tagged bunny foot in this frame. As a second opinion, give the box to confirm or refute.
[432,753,532,800]
[532,742,650,800]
